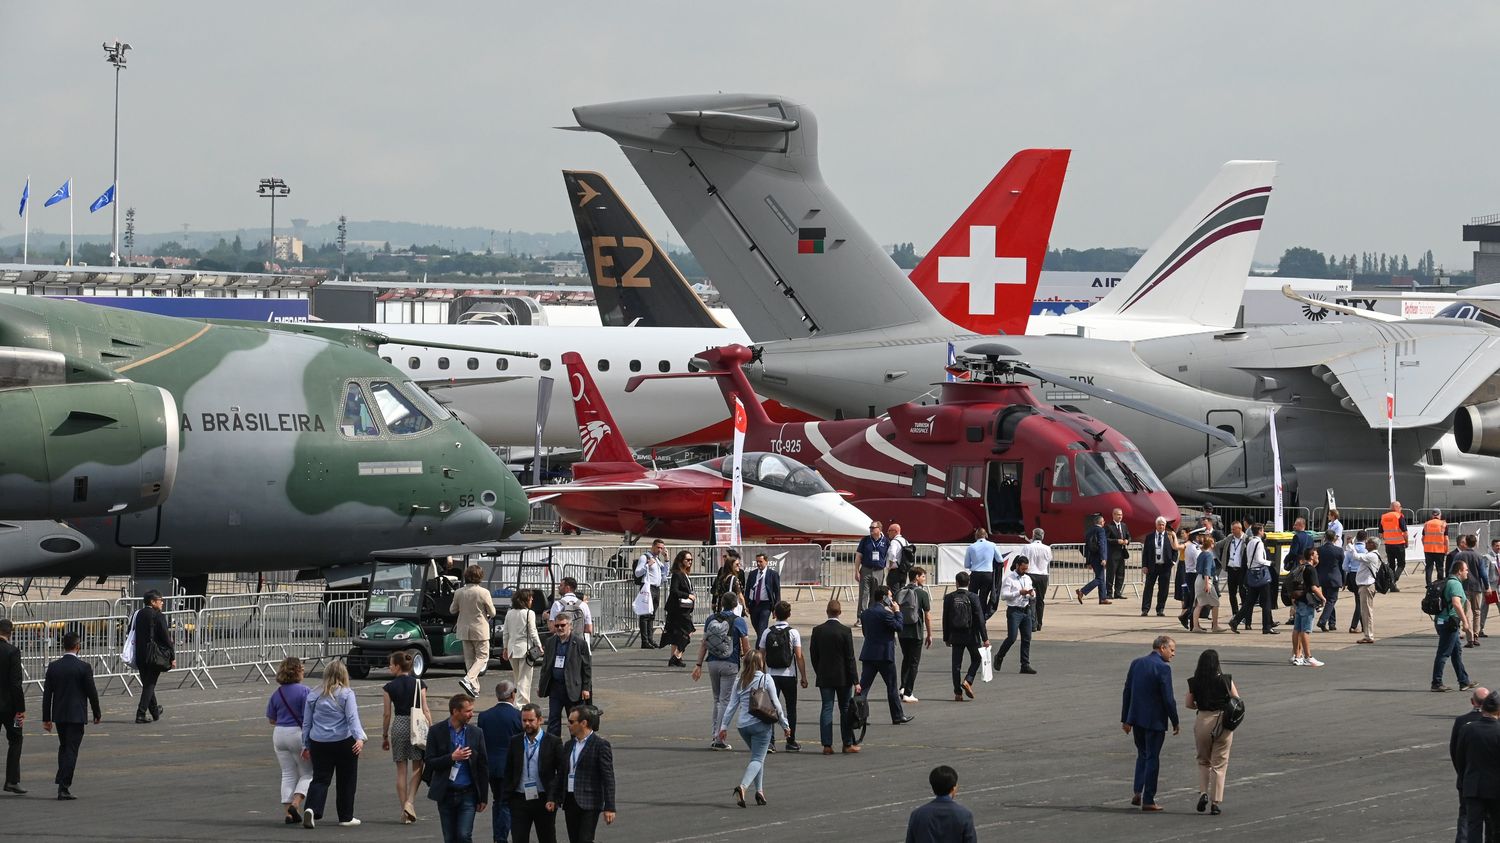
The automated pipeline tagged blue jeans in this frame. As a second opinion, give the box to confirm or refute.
[1293,602,1315,633]
[998,606,1032,669]
[819,686,855,748]
[1434,619,1471,687]
[437,787,478,843]
[488,778,510,843]
[1131,728,1166,805]
[1079,562,1106,600]
[737,720,773,793]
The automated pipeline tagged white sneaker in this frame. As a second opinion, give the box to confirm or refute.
[338,818,362,827]
[1305,657,1324,667]
[901,695,919,704]
[1291,657,1308,666]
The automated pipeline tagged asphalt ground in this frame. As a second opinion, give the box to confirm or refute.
[0,590,1492,842]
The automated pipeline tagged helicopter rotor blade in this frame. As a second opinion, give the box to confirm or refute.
[1015,364,1239,447]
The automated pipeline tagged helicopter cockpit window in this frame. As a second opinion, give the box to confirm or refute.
[1112,448,1167,492]
[340,383,380,437]
[1075,453,1132,497]
[369,381,433,435]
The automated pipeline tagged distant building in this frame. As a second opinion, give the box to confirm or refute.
[541,258,584,277]
[1464,214,1500,285]
[273,235,304,262]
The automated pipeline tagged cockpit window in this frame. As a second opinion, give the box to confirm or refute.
[369,381,432,435]
[757,454,793,489]
[340,383,380,437]
[1075,450,1167,496]
[400,381,452,421]
[707,452,834,496]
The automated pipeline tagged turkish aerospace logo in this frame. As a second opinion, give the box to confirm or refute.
[578,420,612,461]
[1301,293,1330,322]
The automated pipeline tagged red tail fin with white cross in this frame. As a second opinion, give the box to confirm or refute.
[907,149,1070,335]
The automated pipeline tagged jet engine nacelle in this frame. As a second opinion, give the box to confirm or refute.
[0,382,179,519]
[1454,400,1500,458]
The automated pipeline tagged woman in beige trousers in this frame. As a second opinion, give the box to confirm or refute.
[450,564,496,698]
[1184,648,1239,815]
[501,590,543,704]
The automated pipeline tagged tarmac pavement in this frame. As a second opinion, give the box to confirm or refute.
[0,579,1491,842]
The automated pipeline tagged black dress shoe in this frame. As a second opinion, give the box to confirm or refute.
[1019,666,1037,675]
[57,786,75,801]
[151,706,164,721]
[1155,611,1166,617]
[135,715,151,724]
[1262,628,1280,635]
[4,783,26,795]
[1178,615,1190,630]
[892,715,915,725]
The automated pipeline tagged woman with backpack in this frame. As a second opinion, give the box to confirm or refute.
[716,650,789,808]
[757,601,807,752]
[1185,649,1240,816]
[662,551,697,668]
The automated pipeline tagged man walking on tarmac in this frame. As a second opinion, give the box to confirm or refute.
[1423,509,1450,588]
[1383,501,1410,590]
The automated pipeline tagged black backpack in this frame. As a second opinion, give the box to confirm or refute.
[1374,560,1395,595]
[1421,580,1447,616]
[949,591,974,632]
[763,624,794,669]
[1280,564,1308,607]
[898,541,918,572]
[845,694,870,744]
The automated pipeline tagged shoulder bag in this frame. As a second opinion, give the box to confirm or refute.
[408,678,430,749]
[748,675,780,723]
[1215,675,1246,735]
[524,613,546,666]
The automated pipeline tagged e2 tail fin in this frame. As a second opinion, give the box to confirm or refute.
[560,351,639,466]
[907,149,1071,336]
[1088,160,1277,327]
[564,170,723,329]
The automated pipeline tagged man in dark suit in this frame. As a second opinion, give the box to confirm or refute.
[504,703,561,843]
[548,705,615,843]
[0,619,25,794]
[1455,691,1500,843]
[425,693,490,843]
[1451,685,1491,842]
[132,589,175,724]
[858,586,911,727]
[41,632,100,800]
[905,765,978,843]
[1140,516,1177,618]
[1106,508,1132,600]
[1077,513,1112,605]
[1314,530,1346,631]
[942,571,989,702]
[745,553,781,639]
[537,616,592,737]
[1121,635,1179,812]
[478,680,523,843]
[809,599,859,754]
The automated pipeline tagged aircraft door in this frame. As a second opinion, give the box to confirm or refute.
[986,461,1023,535]
[1206,409,1247,488]
[115,507,162,547]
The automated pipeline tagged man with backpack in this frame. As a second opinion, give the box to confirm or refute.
[692,592,751,750]
[809,599,860,754]
[886,523,915,592]
[943,571,989,702]
[1431,559,1479,693]
[757,601,806,753]
[745,553,781,640]
[1284,548,1326,667]
[548,578,594,650]
[896,567,932,704]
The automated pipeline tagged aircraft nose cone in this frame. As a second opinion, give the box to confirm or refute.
[821,496,875,537]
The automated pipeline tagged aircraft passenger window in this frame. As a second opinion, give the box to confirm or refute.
[467,358,478,370]
[496,358,509,371]
[400,382,452,421]
[659,360,670,373]
[597,359,611,372]
[369,381,432,435]
[629,360,641,373]
[408,357,420,370]
[339,383,380,437]
[540,359,552,372]
[438,357,450,370]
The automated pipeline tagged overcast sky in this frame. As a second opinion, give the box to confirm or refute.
[3,2,1495,268]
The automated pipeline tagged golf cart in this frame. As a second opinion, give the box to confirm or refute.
[344,540,557,679]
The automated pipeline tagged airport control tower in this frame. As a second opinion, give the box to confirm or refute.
[1465,214,1500,285]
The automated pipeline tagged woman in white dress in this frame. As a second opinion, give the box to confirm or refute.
[501,590,543,704]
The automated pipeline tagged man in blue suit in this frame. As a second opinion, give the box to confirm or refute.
[1076,514,1112,605]
[1121,635,1179,812]
[745,553,781,639]
[859,586,913,727]
[477,680,522,843]
[905,765,977,843]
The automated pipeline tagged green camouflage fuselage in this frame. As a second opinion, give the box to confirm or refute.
[0,296,528,577]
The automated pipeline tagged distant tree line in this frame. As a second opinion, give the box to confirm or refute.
[1274,246,1455,281]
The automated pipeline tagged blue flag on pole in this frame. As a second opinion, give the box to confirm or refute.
[43,179,70,207]
[17,180,27,216]
[89,184,115,213]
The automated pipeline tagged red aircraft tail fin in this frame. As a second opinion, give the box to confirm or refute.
[907,149,1071,336]
[561,352,639,466]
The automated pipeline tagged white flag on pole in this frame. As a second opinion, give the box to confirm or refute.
[1269,406,1284,531]
[1386,392,1396,502]
[729,397,747,544]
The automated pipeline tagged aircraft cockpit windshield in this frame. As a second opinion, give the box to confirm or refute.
[340,380,441,437]
[707,452,835,496]
[1075,449,1168,496]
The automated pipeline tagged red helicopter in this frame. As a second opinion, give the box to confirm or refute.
[627,343,1230,544]
[525,351,873,542]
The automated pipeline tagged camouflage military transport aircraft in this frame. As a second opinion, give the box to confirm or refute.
[0,296,529,589]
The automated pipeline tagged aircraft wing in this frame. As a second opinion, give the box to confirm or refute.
[1280,285,1403,323]
[1322,331,1500,427]
[525,481,662,496]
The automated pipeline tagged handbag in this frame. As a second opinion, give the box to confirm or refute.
[1485,590,1498,606]
[407,678,430,750]
[1247,564,1272,588]
[144,639,173,672]
[749,676,779,723]
[525,643,545,667]
[1213,675,1246,736]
